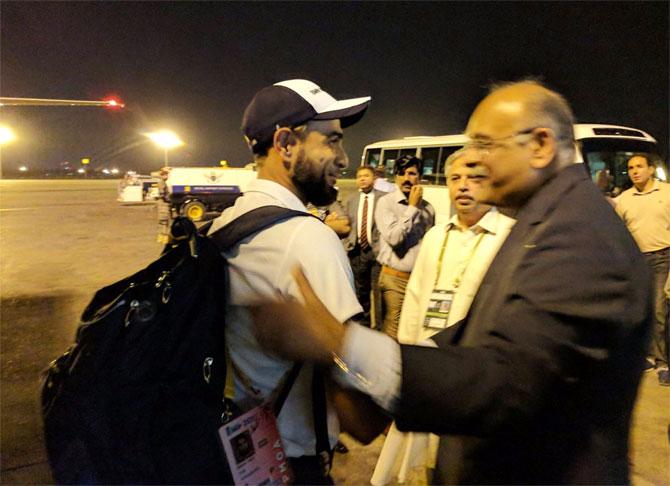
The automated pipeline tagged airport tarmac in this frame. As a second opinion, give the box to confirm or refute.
[1,179,668,485]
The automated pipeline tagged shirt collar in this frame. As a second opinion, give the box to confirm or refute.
[632,179,661,195]
[446,207,500,234]
[245,178,308,212]
[392,187,408,203]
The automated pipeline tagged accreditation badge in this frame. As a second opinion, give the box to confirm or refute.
[218,403,293,485]
[423,289,455,330]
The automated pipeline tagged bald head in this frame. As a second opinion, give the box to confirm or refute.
[464,80,576,208]
[479,81,575,165]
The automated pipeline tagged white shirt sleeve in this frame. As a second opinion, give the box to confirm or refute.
[397,228,435,343]
[280,217,363,323]
[334,323,403,413]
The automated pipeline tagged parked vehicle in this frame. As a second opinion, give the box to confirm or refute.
[361,124,666,223]
[156,166,257,221]
[117,172,160,203]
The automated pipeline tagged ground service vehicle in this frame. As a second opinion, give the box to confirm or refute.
[157,166,257,221]
[117,172,160,203]
[361,124,666,223]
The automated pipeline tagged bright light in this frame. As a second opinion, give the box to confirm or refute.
[145,130,184,150]
[657,167,667,182]
[0,126,16,145]
[103,96,124,109]
[102,168,110,174]
[77,168,86,174]
[111,168,119,174]
[18,165,28,172]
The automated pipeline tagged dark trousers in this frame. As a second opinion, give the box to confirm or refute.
[348,244,381,329]
[644,247,669,367]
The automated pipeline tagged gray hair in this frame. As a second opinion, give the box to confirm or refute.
[489,79,576,166]
[443,148,469,174]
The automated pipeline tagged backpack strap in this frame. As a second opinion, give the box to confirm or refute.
[208,205,317,251]
[312,367,332,475]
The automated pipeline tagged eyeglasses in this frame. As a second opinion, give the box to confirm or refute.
[464,127,538,155]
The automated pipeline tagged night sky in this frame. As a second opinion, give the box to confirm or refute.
[1,1,668,173]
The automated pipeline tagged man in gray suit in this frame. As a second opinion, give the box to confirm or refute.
[341,165,385,328]
[250,80,652,484]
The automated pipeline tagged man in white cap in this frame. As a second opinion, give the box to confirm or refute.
[208,79,385,484]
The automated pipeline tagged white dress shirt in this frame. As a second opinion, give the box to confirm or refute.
[375,188,435,272]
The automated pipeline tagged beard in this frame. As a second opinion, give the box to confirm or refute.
[292,149,339,206]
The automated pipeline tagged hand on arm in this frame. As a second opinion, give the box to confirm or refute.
[250,267,346,364]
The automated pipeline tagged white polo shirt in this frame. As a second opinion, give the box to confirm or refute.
[208,178,362,457]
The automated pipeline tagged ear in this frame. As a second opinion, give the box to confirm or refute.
[273,127,296,161]
[529,128,557,169]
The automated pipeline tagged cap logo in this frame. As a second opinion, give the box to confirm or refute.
[310,88,322,95]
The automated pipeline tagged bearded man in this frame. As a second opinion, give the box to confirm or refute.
[208,79,386,484]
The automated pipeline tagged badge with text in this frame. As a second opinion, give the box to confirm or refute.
[423,289,455,330]
[219,403,293,486]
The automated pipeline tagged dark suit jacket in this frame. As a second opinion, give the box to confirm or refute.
[395,165,653,484]
[341,189,384,254]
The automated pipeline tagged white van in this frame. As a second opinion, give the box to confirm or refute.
[158,166,257,221]
[360,124,666,223]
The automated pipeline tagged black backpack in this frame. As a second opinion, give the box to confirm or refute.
[41,206,312,484]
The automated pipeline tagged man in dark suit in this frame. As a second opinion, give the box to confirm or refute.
[341,165,385,328]
[251,80,653,484]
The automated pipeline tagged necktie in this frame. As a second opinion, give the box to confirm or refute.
[360,195,370,250]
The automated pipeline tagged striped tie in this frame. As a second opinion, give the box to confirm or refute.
[360,195,370,250]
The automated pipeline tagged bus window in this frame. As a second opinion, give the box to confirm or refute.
[436,146,464,185]
[365,148,381,167]
[420,147,440,184]
[381,149,399,177]
[399,148,418,158]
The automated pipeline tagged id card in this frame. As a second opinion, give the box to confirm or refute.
[423,289,454,330]
[219,403,293,485]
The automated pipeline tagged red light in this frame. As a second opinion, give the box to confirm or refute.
[103,96,124,109]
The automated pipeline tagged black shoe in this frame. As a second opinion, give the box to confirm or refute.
[334,441,349,454]
[658,369,670,386]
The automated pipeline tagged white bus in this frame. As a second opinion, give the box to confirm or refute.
[360,124,666,223]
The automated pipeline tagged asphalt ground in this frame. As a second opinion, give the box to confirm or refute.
[1,180,668,485]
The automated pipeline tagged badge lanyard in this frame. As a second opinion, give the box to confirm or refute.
[424,227,485,331]
[433,227,486,290]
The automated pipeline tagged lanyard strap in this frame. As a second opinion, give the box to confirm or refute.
[433,226,486,289]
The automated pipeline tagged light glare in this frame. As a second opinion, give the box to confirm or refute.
[145,130,184,149]
[0,126,16,145]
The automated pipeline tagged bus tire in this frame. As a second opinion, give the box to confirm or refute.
[181,200,207,222]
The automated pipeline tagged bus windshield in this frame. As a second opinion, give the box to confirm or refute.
[580,138,666,196]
